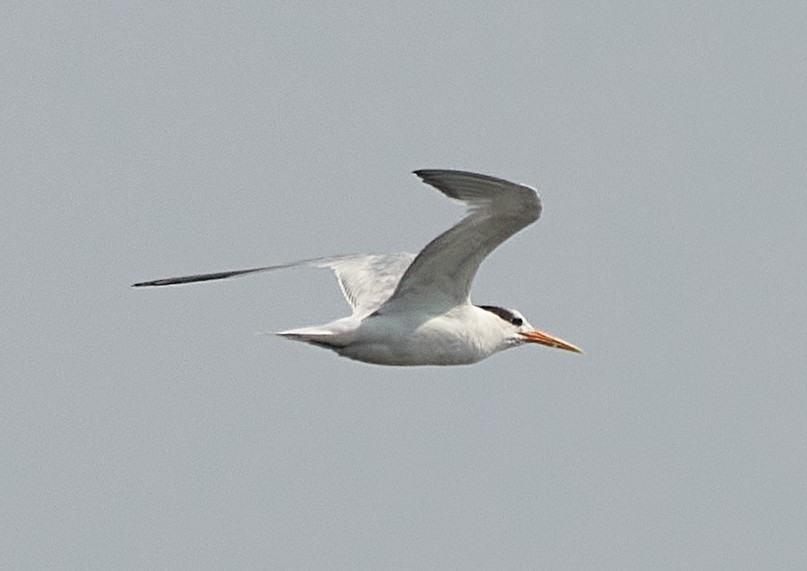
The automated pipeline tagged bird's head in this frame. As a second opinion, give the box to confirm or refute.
[477,305,582,354]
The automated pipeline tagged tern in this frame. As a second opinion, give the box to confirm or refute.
[133,169,582,365]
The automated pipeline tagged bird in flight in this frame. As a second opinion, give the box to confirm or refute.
[133,169,581,365]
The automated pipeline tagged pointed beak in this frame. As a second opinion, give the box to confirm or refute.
[520,329,583,353]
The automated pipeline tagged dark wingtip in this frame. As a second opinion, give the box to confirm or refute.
[130,268,269,288]
[131,276,198,287]
[131,279,165,287]
[413,169,443,179]
[413,169,446,177]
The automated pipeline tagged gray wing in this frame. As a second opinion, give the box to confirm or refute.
[132,253,415,316]
[317,253,415,315]
[380,170,541,312]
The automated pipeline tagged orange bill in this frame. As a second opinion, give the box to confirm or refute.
[520,329,583,353]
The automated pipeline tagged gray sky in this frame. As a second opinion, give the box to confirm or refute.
[4,3,807,569]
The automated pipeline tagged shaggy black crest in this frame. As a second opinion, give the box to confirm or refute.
[478,305,523,327]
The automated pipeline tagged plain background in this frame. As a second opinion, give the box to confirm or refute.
[4,3,807,569]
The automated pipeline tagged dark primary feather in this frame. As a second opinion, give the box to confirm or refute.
[132,267,271,287]
[130,258,319,288]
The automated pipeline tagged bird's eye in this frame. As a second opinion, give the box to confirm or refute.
[511,317,523,327]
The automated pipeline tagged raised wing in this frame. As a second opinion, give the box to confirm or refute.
[381,170,541,313]
[132,253,415,316]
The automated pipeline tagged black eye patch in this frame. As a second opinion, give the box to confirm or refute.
[478,305,522,326]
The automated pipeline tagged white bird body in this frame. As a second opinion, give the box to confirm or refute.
[282,304,518,366]
[134,170,581,366]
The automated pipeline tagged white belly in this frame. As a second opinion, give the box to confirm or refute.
[333,311,501,366]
